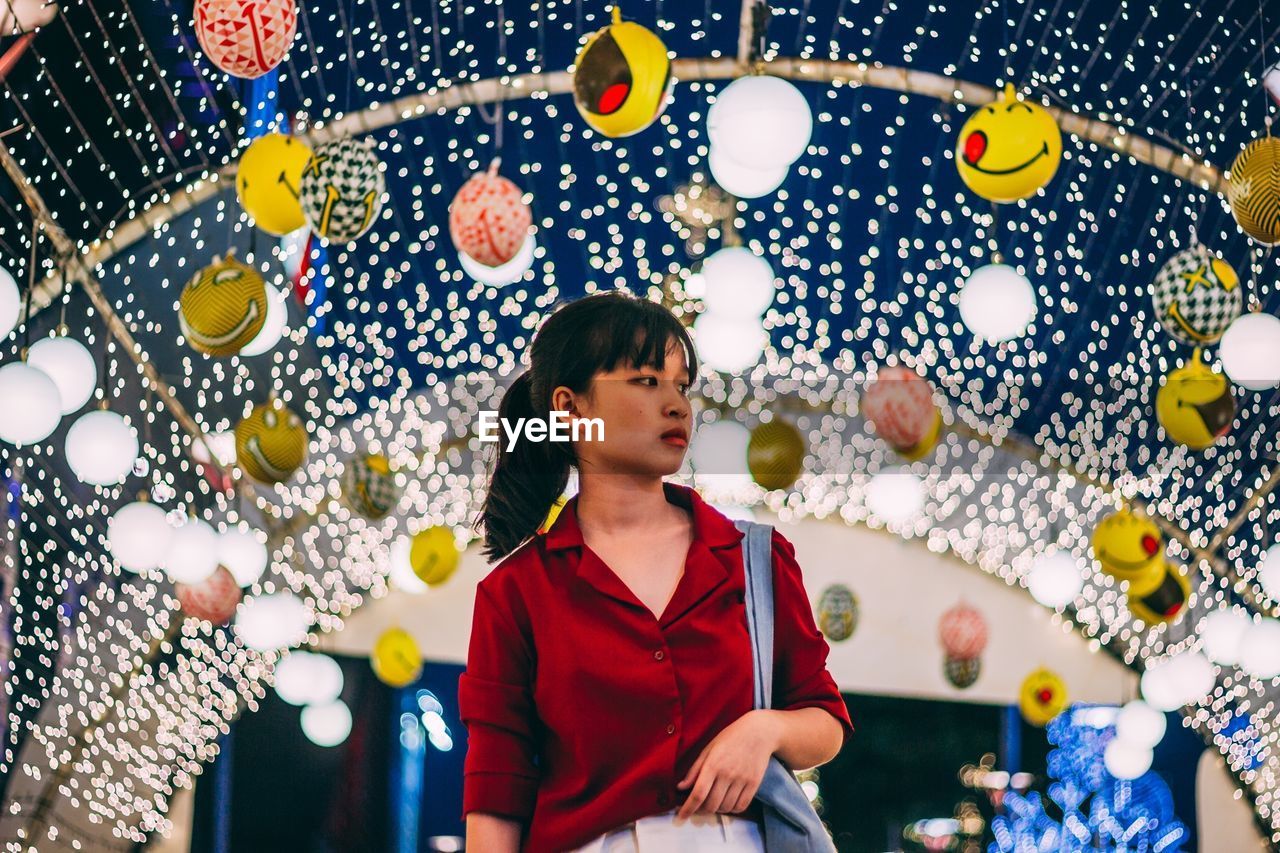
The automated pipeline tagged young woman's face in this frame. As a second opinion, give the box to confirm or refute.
[553,339,694,478]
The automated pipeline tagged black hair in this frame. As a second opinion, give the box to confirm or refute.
[477,291,697,561]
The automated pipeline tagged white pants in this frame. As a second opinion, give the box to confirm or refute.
[567,809,766,852]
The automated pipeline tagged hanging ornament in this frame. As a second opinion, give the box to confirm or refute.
[1018,668,1068,726]
[107,499,172,573]
[944,655,982,690]
[236,133,313,236]
[1025,550,1085,610]
[1228,136,1280,245]
[1154,350,1234,449]
[747,419,806,491]
[234,591,311,651]
[274,651,343,706]
[64,408,139,487]
[959,262,1036,342]
[939,602,989,660]
[707,75,813,171]
[700,247,775,320]
[955,83,1062,203]
[0,0,58,35]
[1091,510,1190,625]
[0,361,61,446]
[0,262,17,340]
[458,233,538,287]
[692,312,768,373]
[861,366,943,461]
[571,5,672,138]
[1198,607,1253,667]
[217,526,269,587]
[865,467,926,524]
[1149,244,1242,345]
[1219,311,1280,391]
[298,137,385,244]
[340,453,401,520]
[176,565,242,625]
[816,584,859,643]
[409,526,461,586]
[449,162,532,268]
[161,516,220,585]
[234,397,308,485]
[26,335,95,414]
[239,284,289,357]
[301,700,352,747]
[708,145,788,199]
[1265,61,1280,108]
[193,0,298,79]
[371,626,423,687]
[179,253,268,357]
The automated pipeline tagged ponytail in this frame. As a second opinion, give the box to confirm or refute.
[478,371,572,561]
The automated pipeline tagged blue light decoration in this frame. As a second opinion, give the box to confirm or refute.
[990,705,1188,852]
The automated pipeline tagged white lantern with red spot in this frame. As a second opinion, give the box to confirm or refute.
[194,0,298,79]
[449,161,532,268]
[939,602,989,660]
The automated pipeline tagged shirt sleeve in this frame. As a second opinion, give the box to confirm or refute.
[769,529,854,745]
[458,580,541,821]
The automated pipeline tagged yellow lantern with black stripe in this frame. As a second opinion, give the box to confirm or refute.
[409,526,461,586]
[371,627,423,688]
[747,419,806,491]
[572,5,672,138]
[1229,136,1280,245]
[179,254,268,357]
[234,397,308,485]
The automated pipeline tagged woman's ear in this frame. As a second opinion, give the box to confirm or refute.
[550,385,578,415]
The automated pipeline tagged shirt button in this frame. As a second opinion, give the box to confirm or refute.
[654,650,665,661]
[666,724,676,735]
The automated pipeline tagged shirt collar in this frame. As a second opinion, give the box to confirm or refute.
[542,482,745,552]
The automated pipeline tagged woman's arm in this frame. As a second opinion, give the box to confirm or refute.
[466,812,523,852]
[758,706,846,770]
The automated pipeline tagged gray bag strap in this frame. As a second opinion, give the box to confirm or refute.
[735,519,775,712]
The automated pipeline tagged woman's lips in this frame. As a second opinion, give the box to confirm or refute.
[661,434,688,448]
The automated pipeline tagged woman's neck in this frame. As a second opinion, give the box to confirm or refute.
[574,474,679,538]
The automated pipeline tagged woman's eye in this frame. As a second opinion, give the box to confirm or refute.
[635,376,658,386]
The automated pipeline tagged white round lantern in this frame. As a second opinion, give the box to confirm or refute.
[701,247,775,319]
[693,313,768,373]
[1219,312,1280,391]
[234,591,312,651]
[240,285,289,357]
[1257,543,1280,599]
[218,526,269,587]
[0,362,61,446]
[1140,658,1185,712]
[301,699,352,747]
[707,75,813,170]
[1239,619,1280,680]
[65,409,139,486]
[865,468,926,525]
[275,651,344,706]
[459,233,537,287]
[958,264,1036,342]
[389,534,428,594]
[107,501,172,573]
[27,336,95,414]
[708,145,789,199]
[1115,700,1167,748]
[1025,550,1085,609]
[1168,651,1216,705]
[1103,740,1153,780]
[691,420,752,490]
[1199,607,1253,666]
[0,265,18,340]
[160,516,220,585]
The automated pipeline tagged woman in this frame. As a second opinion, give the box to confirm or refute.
[461,292,852,852]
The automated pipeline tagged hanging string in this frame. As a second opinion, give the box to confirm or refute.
[55,259,70,332]
[989,201,1003,263]
[20,213,37,357]
[1261,0,1274,135]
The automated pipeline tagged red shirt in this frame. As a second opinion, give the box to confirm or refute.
[458,483,853,852]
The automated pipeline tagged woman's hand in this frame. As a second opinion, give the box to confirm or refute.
[674,709,780,819]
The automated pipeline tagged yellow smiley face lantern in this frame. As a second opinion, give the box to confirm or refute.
[179,254,268,357]
[572,6,672,138]
[1018,668,1068,727]
[236,133,313,236]
[955,84,1062,203]
[371,627,423,688]
[409,526,461,586]
[1091,509,1191,625]
[1155,352,1235,450]
[234,398,308,485]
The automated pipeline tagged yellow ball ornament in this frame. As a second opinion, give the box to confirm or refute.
[236,133,313,236]
[572,6,672,138]
[1228,136,1280,245]
[179,254,268,357]
[955,84,1062,203]
[234,397,308,484]
[409,526,461,586]
[1090,509,1189,625]
[747,420,806,491]
[1018,668,1068,726]
[371,627,423,688]
[1126,561,1191,626]
[1155,351,1234,450]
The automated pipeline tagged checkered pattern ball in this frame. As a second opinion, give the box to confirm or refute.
[944,655,982,689]
[298,138,385,244]
[176,566,242,625]
[1150,245,1242,345]
[938,602,988,660]
[862,366,939,453]
[817,584,859,643]
[449,169,532,267]
[340,453,400,520]
[194,0,297,79]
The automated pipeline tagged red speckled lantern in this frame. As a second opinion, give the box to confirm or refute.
[449,161,532,268]
[939,602,988,660]
[176,565,243,625]
[194,0,298,80]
